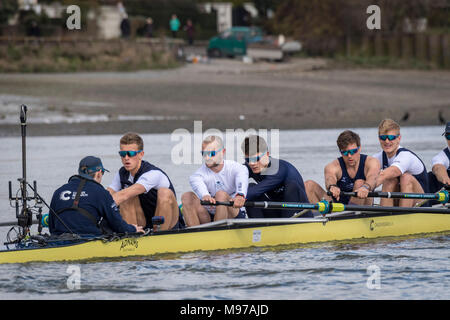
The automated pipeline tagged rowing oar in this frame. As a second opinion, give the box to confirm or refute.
[0,220,40,228]
[200,200,450,215]
[327,190,450,204]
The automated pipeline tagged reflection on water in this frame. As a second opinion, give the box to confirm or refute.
[0,126,449,300]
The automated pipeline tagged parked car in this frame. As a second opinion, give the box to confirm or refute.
[207,26,301,61]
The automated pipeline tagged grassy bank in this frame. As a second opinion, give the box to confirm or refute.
[0,40,181,73]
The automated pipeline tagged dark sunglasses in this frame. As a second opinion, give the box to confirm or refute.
[340,147,359,156]
[379,134,399,141]
[446,134,450,140]
[201,148,223,157]
[118,150,142,158]
[245,153,265,163]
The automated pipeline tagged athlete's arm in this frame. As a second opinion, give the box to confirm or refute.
[107,172,121,196]
[245,164,287,200]
[363,157,381,191]
[356,157,380,198]
[112,183,146,206]
[233,163,249,197]
[432,164,450,185]
[189,171,210,199]
[324,160,341,200]
[375,166,402,187]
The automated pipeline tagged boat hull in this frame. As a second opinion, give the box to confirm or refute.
[1,212,450,264]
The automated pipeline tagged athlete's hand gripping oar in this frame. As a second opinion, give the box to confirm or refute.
[328,190,450,204]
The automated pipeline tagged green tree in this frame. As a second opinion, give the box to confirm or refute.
[0,0,18,25]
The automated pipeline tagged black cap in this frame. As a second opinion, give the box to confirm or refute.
[78,156,109,179]
[443,122,450,136]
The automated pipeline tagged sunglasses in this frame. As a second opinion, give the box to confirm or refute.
[379,134,399,141]
[446,134,450,140]
[340,147,359,156]
[201,148,223,157]
[118,150,142,158]
[245,153,265,163]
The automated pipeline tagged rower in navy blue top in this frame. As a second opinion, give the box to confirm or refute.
[304,130,380,206]
[428,122,450,193]
[241,135,312,218]
[336,154,368,204]
[49,156,142,237]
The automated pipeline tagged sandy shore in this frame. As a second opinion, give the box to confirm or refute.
[0,58,449,137]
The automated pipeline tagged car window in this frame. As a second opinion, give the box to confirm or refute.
[221,31,231,39]
[235,32,245,41]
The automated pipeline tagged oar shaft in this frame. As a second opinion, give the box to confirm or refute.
[340,191,439,200]
[201,200,450,214]
[200,200,318,210]
[331,190,449,203]
[341,204,449,214]
[0,220,39,228]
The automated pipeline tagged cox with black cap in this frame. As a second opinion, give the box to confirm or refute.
[48,155,143,237]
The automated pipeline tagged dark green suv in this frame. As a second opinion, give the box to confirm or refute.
[207,26,264,58]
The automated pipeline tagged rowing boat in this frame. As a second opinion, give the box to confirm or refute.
[1,105,449,264]
[1,208,449,264]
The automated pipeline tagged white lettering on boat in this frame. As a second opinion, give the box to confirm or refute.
[253,230,262,243]
[370,220,394,231]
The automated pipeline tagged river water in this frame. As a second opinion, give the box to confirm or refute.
[0,126,449,300]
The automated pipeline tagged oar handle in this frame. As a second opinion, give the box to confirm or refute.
[200,200,234,206]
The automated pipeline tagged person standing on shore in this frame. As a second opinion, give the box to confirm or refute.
[373,119,429,207]
[170,14,180,38]
[145,17,154,38]
[184,19,195,45]
[428,122,450,192]
[181,135,248,227]
[305,130,380,205]
[107,132,184,231]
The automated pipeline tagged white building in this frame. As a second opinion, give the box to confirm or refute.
[201,2,258,33]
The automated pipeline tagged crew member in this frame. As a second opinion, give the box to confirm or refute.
[49,156,142,236]
[107,132,184,231]
[373,119,429,207]
[428,122,450,192]
[181,135,248,227]
[242,135,312,218]
[305,130,380,205]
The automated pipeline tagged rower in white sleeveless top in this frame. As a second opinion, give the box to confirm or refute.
[373,119,429,207]
[181,135,249,227]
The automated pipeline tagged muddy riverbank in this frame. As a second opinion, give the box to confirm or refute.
[1,58,449,136]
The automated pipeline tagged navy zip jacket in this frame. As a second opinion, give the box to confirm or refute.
[245,158,309,202]
[49,176,136,236]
